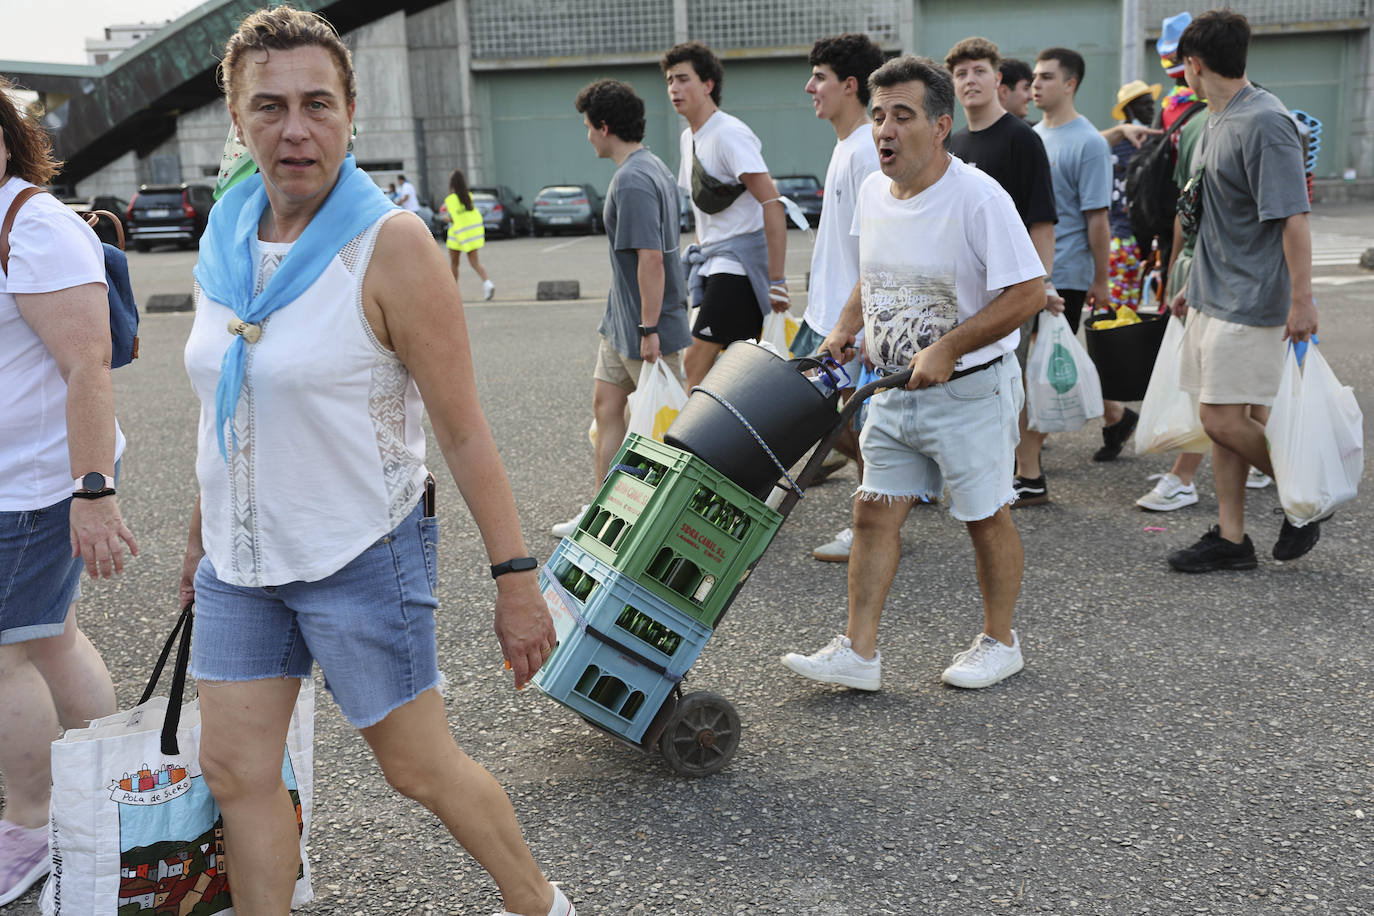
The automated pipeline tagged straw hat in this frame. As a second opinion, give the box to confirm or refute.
[1112,80,1162,120]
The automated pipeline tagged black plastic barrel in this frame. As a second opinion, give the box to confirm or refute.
[665,342,843,499]
[1084,311,1170,401]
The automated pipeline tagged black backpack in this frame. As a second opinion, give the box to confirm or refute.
[1124,101,1206,243]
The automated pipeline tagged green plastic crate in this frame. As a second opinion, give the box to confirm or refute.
[566,434,782,626]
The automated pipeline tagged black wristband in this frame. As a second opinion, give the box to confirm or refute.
[638,324,658,337]
[72,488,116,500]
[490,556,537,579]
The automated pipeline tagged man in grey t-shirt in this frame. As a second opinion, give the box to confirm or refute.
[551,79,692,536]
[1165,10,1319,573]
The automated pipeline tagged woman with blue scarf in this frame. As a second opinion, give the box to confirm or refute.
[180,9,574,916]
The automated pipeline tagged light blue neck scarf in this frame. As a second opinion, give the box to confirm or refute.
[193,155,396,459]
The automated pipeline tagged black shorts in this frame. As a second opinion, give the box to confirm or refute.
[693,273,764,345]
[1059,288,1086,334]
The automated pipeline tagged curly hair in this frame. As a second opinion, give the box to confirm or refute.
[661,41,723,106]
[0,76,62,186]
[809,33,885,106]
[219,6,356,108]
[945,37,1001,74]
[575,79,646,143]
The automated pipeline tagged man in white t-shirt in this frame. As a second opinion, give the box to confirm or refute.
[663,41,789,389]
[394,174,420,213]
[780,56,1045,692]
[793,33,884,564]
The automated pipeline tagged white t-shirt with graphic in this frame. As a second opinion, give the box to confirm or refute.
[678,110,767,276]
[804,125,880,336]
[851,156,1044,372]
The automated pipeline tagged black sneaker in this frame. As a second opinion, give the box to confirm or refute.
[1168,526,1258,573]
[1273,513,1325,561]
[1093,407,1140,462]
[1012,475,1048,507]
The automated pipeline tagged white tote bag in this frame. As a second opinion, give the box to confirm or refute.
[1025,312,1104,433]
[41,605,314,915]
[758,311,799,357]
[1133,314,1210,455]
[625,357,689,443]
[1267,343,1364,527]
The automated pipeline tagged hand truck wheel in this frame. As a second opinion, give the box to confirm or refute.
[658,691,740,777]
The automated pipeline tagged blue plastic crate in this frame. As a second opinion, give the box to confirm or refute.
[534,540,713,743]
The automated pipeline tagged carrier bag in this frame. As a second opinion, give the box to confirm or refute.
[1132,314,1210,455]
[41,604,314,914]
[758,311,799,357]
[1025,312,1104,433]
[1267,342,1363,527]
[625,357,689,443]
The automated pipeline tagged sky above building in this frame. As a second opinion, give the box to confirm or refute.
[1,0,200,64]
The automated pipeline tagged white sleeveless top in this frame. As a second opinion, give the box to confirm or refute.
[184,210,428,586]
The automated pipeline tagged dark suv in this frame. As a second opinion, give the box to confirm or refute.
[126,184,215,251]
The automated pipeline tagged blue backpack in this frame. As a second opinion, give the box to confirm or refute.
[1,187,140,368]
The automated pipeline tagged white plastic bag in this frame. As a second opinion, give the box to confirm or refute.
[1133,314,1210,455]
[1267,343,1363,526]
[1025,312,1104,433]
[625,357,689,443]
[758,311,799,357]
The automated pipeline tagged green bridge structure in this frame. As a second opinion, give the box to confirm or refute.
[0,0,437,187]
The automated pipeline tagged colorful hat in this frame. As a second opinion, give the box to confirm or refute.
[1112,80,1162,120]
[1157,11,1192,77]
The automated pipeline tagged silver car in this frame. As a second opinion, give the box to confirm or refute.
[532,184,604,236]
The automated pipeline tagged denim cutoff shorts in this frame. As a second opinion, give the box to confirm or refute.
[858,353,1023,522]
[0,498,85,645]
[189,497,442,729]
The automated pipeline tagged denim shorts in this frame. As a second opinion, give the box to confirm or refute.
[0,498,84,645]
[189,497,441,729]
[857,354,1023,522]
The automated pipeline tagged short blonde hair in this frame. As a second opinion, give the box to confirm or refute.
[219,6,356,108]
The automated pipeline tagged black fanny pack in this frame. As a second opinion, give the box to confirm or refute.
[691,144,747,215]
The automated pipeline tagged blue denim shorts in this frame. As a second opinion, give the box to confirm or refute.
[858,354,1023,521]
[189,497,441,728]
[0,498,84,645]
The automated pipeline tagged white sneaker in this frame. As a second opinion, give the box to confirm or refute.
[940,630,1024,689]
[780,635,880,690]
[493,884,575,916]
[1246,468,1273,489]
[482,278,496,301]
[812,527,854,562]
[1136,473,1199,512]
[550,505,589,538]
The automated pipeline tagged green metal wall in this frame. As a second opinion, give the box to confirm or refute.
[474,2,1359,198]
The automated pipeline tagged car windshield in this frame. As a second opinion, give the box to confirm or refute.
[776,177,819,194]
[471,192,498,203]
[538,186,588,200]
[136,191,183,207]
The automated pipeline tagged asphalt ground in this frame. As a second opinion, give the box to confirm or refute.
[4,206,1374,915]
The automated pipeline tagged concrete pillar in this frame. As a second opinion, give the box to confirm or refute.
[453,0,484,185]
[1120,0,1142,84]
[674,0,688,44]
[1352,24,1374,179]
[901,0,920,56]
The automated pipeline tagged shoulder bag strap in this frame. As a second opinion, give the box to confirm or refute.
[0,186,46,274]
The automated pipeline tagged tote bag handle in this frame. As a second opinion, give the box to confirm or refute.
[137,602,195,755]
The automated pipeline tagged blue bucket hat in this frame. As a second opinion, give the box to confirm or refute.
[1156,11,1192,58]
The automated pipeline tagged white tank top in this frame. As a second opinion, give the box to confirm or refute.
[184,210,427,586]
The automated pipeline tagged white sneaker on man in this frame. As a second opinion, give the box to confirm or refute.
[1136,473,1199,512]
[813,527,854,562]
[1246,468,1273,489]
[482,278,496,301]
[780,635,880,690]
[550,505,589,538]
[493,883,575,916]
[940,630,1023,688]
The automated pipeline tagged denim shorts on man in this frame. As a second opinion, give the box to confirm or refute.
[190,496,441,728]
[858,354,1023,521]
[0,497,84,644]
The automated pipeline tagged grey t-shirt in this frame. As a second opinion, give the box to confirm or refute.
[600,148,691,360]
[1187,85,1309,327]
[1034,114,1112,290]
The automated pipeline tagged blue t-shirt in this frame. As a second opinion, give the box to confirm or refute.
[1034,115,1112,289]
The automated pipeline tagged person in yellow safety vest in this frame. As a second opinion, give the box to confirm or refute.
[443,169,495,300]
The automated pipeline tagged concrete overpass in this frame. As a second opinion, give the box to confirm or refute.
[0,0,444,187]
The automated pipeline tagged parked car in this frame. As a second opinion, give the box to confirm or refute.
[471,186,532,238]
[678,186,695,234]
[126,183,215,251]
[61,195,129,247]
[532,184,604,236]
[774,174,823,227]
